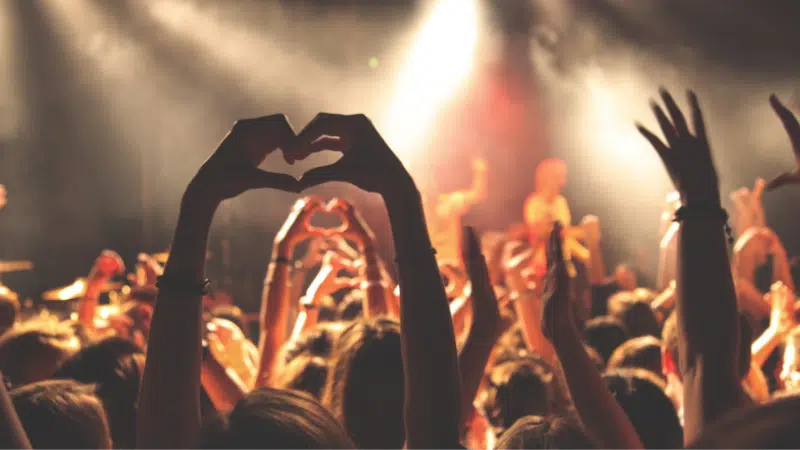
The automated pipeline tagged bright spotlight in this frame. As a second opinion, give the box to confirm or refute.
[380,0,480,164]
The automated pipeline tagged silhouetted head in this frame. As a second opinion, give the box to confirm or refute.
[583,316,628,364]
[54,337,145,448]
[494,415,597,449]
[12,379,112,449]
[603,368,683,448]
[198,388,353,449]
[480,355,556,438]
[607,336,663,379]
[0,319,80,387]
[323,318,404,449]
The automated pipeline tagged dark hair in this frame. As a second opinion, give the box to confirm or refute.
[323,318,404,449]
[494,415,597,449]
[11,379,112,449]
[481,356,555,436]
[275,355,329,400]
[607,336,663,378]
[603,368,683,448]
[281,323,342,367]
[662,311,752,380]
[583,316,628,364]
[607,293,660,339]
[198,388,353,449]
[689,394,800,448]
[0,320,78,386]
[53,337,144,449]
[337,292,364,322]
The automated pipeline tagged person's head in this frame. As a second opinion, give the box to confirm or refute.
[583,316,628,364]
[338,290,364,321]
[323,318,404,449]
[281,323,343,368]
[493,415,597,449]
[275,355,329,400]
[662,311,751,382]
[0,285,20,335]
[613,264,638,291]
[53,337,145,448]
[480,355,556,438]
[534,158,567,194]
[607,336,663,378]
[199,388,353,449]
[0,319,80,387]
[11,379,112,449]
[780,326,800,392]
[612,299,660,339]
[603,368,683,448]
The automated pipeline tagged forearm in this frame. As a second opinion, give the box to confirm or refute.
[677,219,741,443]
[362,248,388,317]
[550,325,643,449]
[585,240,606,285]
[382,187,461,448]
[255,259,292,388]
[457,323,503,432]
[137,195,216,449]
[751,326,783,367]
[201,357,248,414]
[77,287,102,328]
[773,254,795,293]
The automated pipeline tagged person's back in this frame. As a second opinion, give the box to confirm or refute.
[198,388,353,449]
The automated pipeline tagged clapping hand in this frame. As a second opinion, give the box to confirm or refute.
[765,95,800,190]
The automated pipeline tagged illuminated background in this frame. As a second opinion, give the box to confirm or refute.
[0,0,798,308]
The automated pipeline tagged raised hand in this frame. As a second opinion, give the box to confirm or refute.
[187,114,301,201]
[767,281,796,337]
[326,198,377,250]
[765,95,800,191]
[302,251,359,309]
[462,227,508,334]
[637,89,720,205]
[294,114,412,193]
[273,197,326,257]
[580,215,601,244]
[541,222,572,340]
[89,250,125,282]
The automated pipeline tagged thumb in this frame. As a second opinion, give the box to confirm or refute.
[248,169,301,193]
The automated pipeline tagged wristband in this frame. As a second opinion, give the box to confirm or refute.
[156,275,211,295]
[673,204,733,244]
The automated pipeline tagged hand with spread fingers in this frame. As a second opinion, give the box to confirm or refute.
[294,113,413,194]
[326,198,377,250]
[765,95,800,191]
[273,197,326,257]
[637,89,720,206]
[187,114,302,201]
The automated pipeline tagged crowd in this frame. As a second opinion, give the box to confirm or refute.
[0,89,799,449]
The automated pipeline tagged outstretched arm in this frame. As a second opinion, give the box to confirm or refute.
[638,90,742,444]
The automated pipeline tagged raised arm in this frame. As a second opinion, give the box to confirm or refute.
[254,197,323,389]
[439,157,488,217]
[297,113,461,448]
[78,251,125,329]
[541,222,643,449]
[637,89,742,443]
[137,115,300,448]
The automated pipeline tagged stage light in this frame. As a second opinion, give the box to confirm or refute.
[380,0,480,167]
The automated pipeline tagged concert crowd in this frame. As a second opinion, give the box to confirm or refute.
[1,90,800,449]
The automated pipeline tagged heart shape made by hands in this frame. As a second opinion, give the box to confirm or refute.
[306,199,347,233]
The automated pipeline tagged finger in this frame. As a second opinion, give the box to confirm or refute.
[297,113,353,148]
[765,172,800,191]
[308,136,345,154]
[637,124,671,164]
[688,90,707,143]
[651,102,677,147]
[247,169,301,193]
[333,277,359,290]
[297,159,349,190]
[770,94,800,158]
[660,88,689,137]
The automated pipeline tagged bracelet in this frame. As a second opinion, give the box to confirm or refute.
[395,247,437,263]
[273,255,292,264]
[156,275,211,295]
[672,204,733,244]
